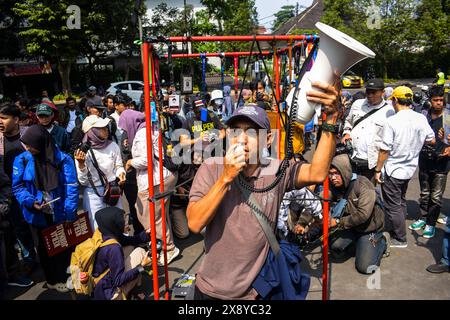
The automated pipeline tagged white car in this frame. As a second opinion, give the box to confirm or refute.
[106,81,144,105]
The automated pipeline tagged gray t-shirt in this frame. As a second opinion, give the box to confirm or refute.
[189,157,302,299]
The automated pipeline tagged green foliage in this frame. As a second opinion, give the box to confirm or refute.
[13,0,145,94]
[273,5,296,31]
[320,0,449,79]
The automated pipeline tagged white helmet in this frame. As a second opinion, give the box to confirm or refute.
[211,89,224,101]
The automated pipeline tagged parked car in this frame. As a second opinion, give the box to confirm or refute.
[106,81,144,105]
[342,71,364,88]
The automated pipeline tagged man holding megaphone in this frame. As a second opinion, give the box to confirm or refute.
[341,78,395,182]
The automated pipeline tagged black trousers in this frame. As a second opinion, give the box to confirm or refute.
[351,158,375,184]
[31,216,73,285]
[123,180,142,234]
[194,286,220,300]
[381,174,410,242]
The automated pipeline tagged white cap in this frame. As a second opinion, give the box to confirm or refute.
[82,115,111,133]
[211,89,223,101]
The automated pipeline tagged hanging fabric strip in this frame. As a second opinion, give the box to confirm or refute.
[201,53,207,93]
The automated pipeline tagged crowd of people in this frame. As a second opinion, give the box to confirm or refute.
[0,73,449,300]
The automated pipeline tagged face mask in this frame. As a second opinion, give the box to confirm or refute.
[214,99,224,106]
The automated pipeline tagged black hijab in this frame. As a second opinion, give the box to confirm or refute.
[20,125,59,191]
[95,207,125,240]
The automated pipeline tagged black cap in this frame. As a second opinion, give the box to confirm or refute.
[365,78,385,90]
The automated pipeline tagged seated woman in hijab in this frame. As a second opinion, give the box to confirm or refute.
[12,125,79,293]
[74,115,126,230]
[92,207,152,300]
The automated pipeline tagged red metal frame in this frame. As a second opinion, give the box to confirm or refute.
[165,51,271,58]
[322,113,330,301]
[152,53,171,300]
[143,34,331,301]
[142,43,159,300]
[168,35,308,42]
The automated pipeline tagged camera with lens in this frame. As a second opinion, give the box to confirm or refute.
[335,139,353,156]
[78,141,91,154]
[256,91,264,102]
[421,144,438,160]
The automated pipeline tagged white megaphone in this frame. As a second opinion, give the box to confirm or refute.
[287,22,376,123]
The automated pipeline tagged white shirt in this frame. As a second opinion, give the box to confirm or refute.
[277,188,323,237]
[343,98,395,169]
[378,109,435,180]
[66,110,77,133]
[76,142,126,187]
[110,111,123,143]
[131,127,172,192]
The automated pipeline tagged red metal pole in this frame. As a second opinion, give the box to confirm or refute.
[234,56,239,101]
[142,43,159,300]
[322,115,330,301]
[151,53,171,301]
[274,51,281,159]
[168,35,307,42]
[166,51,271,59]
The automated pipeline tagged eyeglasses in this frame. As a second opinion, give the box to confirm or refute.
[328,172,340,178]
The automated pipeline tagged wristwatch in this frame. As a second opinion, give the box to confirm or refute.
[374,168,382,173]
[321,121,341,134]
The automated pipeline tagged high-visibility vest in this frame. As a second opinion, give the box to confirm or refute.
[437,72,445,85]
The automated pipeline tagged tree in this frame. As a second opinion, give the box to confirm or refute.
[13,1,82,96]
[320,0,440,79]
[14,0,145,95]
[273,5,296,31]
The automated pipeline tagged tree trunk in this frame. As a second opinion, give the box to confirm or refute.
[57,58,72,96]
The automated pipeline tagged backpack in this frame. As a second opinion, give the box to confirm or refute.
[69,229,119,296]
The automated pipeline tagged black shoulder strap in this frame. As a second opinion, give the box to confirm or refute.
[353,103,387,129]
[86,149,108,197]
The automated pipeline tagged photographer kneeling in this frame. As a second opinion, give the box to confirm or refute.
[328,154,387,274]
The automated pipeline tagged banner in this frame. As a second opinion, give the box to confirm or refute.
[41,212,93,257]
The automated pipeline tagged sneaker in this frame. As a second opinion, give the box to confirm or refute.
[409,219,426,231]
[390,238,407,248]
[423,225,435,239]
[437,216,448,225]
[7,274,34,288]
[426,263,450,273]
[158,247,180,266]
[47,282,69,293]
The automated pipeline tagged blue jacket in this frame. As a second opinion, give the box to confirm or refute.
[12,148,79,228]
[252,240,310,300]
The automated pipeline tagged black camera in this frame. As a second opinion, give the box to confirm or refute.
[256,91,264,102]
[145,239,163,254]
[78,141,91,154]
[335,139,353,156]
[421,144,438,160]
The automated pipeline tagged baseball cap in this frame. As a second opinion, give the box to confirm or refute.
[82,115,111,133]
[36,103,54,116]
[389,86,413,100]
[365,78,385,90]
[226,103,271,130]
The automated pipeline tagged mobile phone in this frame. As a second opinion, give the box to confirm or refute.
[41,197,61,207]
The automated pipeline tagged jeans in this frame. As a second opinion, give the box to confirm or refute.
[382,174,410,242]
[442,217,450,266]
[418,168,447,227]
[330,229,386,274]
